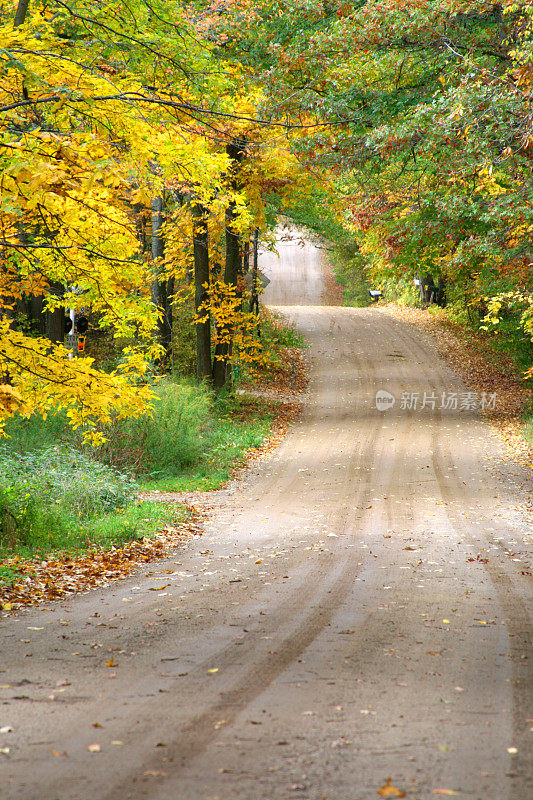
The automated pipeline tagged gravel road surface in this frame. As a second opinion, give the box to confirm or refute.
[1,228,531,800]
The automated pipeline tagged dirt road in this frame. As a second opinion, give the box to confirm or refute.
[1,229,531,800]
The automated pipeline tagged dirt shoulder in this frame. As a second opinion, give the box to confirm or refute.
[381,303,532,470]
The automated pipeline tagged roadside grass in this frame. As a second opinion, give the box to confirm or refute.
[1,313,301,558]
[0,563,24,590]
[0,444,181,562]
[138,392,277,492]
[0,389,276,559]
[259,310,306,351]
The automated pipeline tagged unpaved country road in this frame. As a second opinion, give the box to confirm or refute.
[1,230,532,800]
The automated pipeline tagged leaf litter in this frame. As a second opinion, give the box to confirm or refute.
[0,504,204,611]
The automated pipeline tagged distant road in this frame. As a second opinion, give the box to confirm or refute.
[2,230,531,800]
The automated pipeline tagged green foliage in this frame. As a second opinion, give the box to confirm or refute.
[171,295,197,378]
[334,251,371,308]
[260,311,305,352]
[141,392,276,492]
[3,409,79,454]
[0,445,143,556]
[234,0,533,375]
[98,380,213,477]
[377,275,420,307]
[3,375,277,499]
[0,445,137,515]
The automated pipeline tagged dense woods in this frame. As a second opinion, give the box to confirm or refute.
[1,0,532,436]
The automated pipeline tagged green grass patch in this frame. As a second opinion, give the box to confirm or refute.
[0,563,24,590]
[1,379,279,553]
[255,310,306,363]
[0,445,179,559]
[1,304,304,560]
[139,392,277,492]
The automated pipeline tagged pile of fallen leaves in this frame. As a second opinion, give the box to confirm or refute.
[383,304,532,468]
[0,505,204,611]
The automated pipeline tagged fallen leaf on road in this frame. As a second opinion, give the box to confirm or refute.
[27,626,44,631]
[0,726,13,734]
[143,770,168,777]
[111,740,124,745]
[507,747,518,754]
[207,668,219,674]
[149,585,170,591]
[0,747,10,755]
[432,791,459,796]
[105,659,117,668]
[87,743,101,753]
[378,778,406,797]
[51,749,66,757]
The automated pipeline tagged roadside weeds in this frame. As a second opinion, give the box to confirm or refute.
[0,344,308,612]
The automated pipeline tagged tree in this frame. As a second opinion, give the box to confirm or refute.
[192,202,212,383]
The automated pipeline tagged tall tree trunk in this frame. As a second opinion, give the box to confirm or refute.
[14,0,31,26]
[45,282,65,344]
[249,227,259,315]
[213,139,245,390]
[150,196,173,365]
[192,204,212,384]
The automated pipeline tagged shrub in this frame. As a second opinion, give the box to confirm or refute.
[0,445,138,553]
[98,380,213,476]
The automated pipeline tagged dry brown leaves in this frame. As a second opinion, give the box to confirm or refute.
[0,505,204,611]
[383,304,532,469]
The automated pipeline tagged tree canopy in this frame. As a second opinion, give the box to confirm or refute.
[1,0,531,438]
